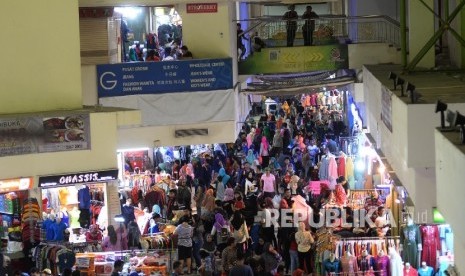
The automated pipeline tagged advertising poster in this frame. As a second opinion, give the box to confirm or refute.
[238,45,349,74]
[0,114,91,157]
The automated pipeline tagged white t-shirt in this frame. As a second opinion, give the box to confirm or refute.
[261,173,276,193]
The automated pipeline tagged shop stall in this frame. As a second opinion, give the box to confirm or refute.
[0,177,34,257]
[38,169,119,239]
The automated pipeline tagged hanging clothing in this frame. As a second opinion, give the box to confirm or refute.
[418,266,434,276]
[345,157,355,189]
[374,255,389,276]
[420,225,440,270]
[340,255,358,275]
[318,157,329,181]
[334,184,347,206]
[337,156,346,177]
[389,249,403,276]
[358,255,375,272]
[327,156,338,189]
[401,224,422,269]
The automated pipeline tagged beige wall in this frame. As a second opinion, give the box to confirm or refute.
[348,43,401,70]
[408,0,435,68]
[435,130,465,274]
[178,2,235,59]
[118,120,236,149]
[0,1,82,114]
[81,65,98,106]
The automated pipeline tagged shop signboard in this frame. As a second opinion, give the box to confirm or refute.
[38,169,119,187]
[0,177,33,193]
[238,45,349,74]
[381,86,393,132]
[0,114,91,157]
[96,58,233,98]
[186,3,218,13]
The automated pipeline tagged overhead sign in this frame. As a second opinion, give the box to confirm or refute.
[0,114,91,157]
[0,177,33,193]
[38,169,119,187]
[238,45,348,74]
[186,3,218,13]
[97,58,233,97]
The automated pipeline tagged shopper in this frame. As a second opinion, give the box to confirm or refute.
[174,216,194,274]
[229,251,253,276]
[111,260,125,276]
[295,222,314,274]
[222,237,238,275]
[211,213,231,253]
[230,210,249,255]
[127,221,142,249]
[102,225,128,251]
[260,242,282,275]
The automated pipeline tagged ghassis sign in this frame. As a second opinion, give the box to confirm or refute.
[38,169,118,187]
[186,3,218,13]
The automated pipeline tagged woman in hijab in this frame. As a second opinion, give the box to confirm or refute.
[259,136,270,168]
[260,242,282,275]
[246,149,256,168]
[261,198,278,248]
[223,188,235,217]
[295,222,314,274]
[230,210,249,255]
[217,168,230,201]
[244,171,257,197]
[210,213,230,252]
[201,189,216,216]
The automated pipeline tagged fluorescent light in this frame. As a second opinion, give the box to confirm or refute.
[117,147,150,153]
[114,215,125,223]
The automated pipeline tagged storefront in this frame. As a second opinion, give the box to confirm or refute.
[38,169,120,242]
[0,177,34,257]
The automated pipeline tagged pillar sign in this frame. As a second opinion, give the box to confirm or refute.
[186,3,218,13]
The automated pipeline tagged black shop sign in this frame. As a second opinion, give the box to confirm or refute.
[38,169,118,187]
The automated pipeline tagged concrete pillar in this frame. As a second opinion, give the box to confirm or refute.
[409,0,435,68]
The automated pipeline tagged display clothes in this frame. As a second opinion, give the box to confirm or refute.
[418,266,434,276]
[420,225,440,269]
[334,184,347,206]
[327,156,338,189]
[78,186,91,210]
[340,255,358,275]
[388,248,403,276]
[42,218,56,241]
[69,208,81,228]
[122,203,136,225]
[337,156,346,177]
[439,224,453,255]
[323,257,340,275]
[401,224,422,268]
[374,254,389,276]
[358,254,375,272]
[403,266,418,276]
[51,220,68,241]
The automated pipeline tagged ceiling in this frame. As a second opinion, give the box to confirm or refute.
[78,0,335,7]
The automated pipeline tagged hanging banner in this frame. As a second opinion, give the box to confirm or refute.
[238,45,348,74]
[381,86,393,132]
[0,114,91,157]
[97,58,233,97]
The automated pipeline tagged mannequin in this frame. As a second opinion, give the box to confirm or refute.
[323,253,340,275]
[401,216,422,268]
[374,250,390,276]
[403,262,418,276]
[60,207,70,227]
[51,216,68,241]
[358,249,375,273]
[419,224,440,271]
[418,261,434,276]
[340,251,358,276]
[43,213,56,241]
[69,206,81,228]
[388,247,402,276]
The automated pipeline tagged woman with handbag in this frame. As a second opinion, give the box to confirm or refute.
[230,210,249,255]
[211,213,231,254]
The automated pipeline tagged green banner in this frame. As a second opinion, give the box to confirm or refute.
[239,44,348,75]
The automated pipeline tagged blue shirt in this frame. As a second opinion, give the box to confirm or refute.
[78,186,91,209]
[52,221,68,241]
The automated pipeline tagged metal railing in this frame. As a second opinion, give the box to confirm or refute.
[239,15,403,53]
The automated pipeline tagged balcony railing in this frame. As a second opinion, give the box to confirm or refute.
[239,15,403,54]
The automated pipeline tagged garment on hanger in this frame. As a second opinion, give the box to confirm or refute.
[340,255,358,276]
[374,255,389,276]
[420,225,440,270]
[327,156,338,189]
[345,157,355,189]
[401,224,422,269]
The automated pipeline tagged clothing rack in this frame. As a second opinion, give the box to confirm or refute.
[333,236,400,259]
